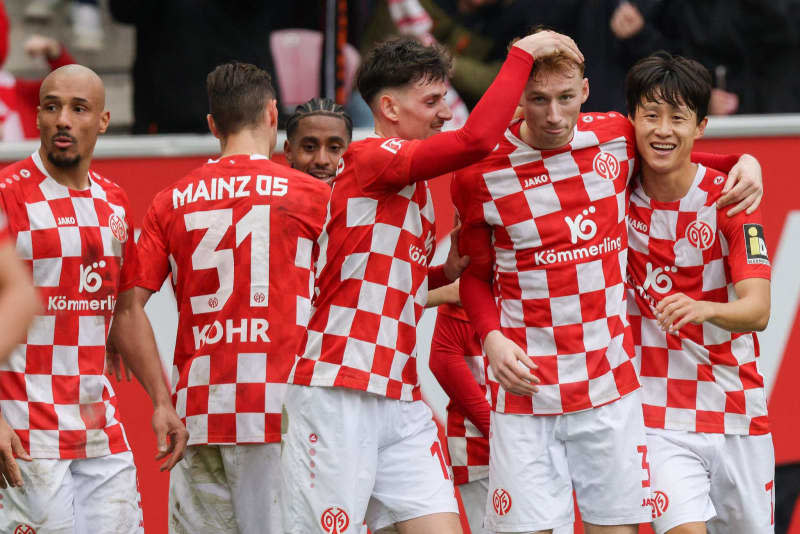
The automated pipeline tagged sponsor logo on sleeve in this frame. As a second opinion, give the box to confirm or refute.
[380,138,404,155]
[744,223,769,265]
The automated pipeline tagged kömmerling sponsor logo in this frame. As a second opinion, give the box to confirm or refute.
[534,236,622,266]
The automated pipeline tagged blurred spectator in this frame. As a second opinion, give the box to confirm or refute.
[533,0,663,113]
[109,0,291,134]
[362,0,539,109]
[24,0,104,52]
[0,2,76,140]
[631,0,800,114]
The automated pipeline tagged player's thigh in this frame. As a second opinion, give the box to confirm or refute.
[486,411,574,533]
[371,400,459,529]
[645,429,714,534]
[707,433,775,534]
[72,452,144,534]
[222,442,282,534]
[0,458,74,533]
[458,478,491,534]
[565,390,651,527]
[169,445,236,533]
[281,385,378,533]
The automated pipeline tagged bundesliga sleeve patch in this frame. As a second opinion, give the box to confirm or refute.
[743,223,769,265]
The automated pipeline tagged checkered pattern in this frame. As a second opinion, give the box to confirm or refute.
[435,306,489,485]
[137,155,329,445]
[289,137,436,401]
[453,115,640,415]
[0,153,136,459]
[626,164,771,435]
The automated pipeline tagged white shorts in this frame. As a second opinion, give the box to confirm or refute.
[281,385,459,533]
[646,428,775,534]
[487,390,652,532]
[459,478,491,534]
[0,451,143,534]
[169,443,282,533]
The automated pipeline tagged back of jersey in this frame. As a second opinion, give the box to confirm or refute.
[137,154,329,445]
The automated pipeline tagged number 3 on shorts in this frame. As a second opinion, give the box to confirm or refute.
[430,441,450,480]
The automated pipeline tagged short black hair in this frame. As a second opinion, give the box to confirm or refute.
[625,51,712,123]
[206,62,275,136]
[356,37,451,107]
[285,98,353,142]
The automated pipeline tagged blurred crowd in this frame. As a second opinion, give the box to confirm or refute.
[1,0,799,137]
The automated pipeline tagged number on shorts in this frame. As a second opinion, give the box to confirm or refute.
[637,445,651,488]
[184,206,270,313]
[766,480,774,525]
[430,441,449,480]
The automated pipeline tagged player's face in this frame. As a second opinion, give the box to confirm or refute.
[285,115,350,184]
[631,97,707,177]
[37,74,109,168]
[394,78,452,140]
[520,65,588,150]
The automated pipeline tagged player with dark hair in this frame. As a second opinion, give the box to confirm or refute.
[284,97,353,184]
[0,64,187,533]
[452,35,764,533]
[281,32,583,533]
[123,61,330,533]
[625,52,773,534]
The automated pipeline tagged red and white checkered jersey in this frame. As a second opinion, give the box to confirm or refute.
[137,155,329,445]
[289,137,436,401]
[625,164,771,435]
[453,114,640,415]
[0,152,137,459]
[435,305,489,485]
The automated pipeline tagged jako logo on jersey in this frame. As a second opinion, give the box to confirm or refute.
[686,220,715,250]
[645,490,669,518]
[565,206,598,244]
[630,218,648,233]
[523,174,549,189]
[79,261,106,293]
[643,262,676,294]
[57,216,76,226]
[592,151,621,180]
[380,138,404,155]
[14,525,36,534]
[108,213,128,243]
[320,507,349,534]
[492,488,512,516]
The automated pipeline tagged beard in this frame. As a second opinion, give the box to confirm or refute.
[47,151,81,168]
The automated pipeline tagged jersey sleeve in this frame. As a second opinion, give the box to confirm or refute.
[352,137,423,195]
[719,203,771,283]
[117,194,140,293]
[136,200,172,292]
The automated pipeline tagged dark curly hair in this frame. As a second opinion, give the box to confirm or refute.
[285,98,353,142]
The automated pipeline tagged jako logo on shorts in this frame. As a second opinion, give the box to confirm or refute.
[647,490,669,518]
[320,506,349,534]
[492,488,512,516]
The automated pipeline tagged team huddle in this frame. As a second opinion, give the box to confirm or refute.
[0,28,773,534]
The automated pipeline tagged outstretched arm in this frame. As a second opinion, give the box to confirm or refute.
[109,287,189,471]
[406,31,583,183]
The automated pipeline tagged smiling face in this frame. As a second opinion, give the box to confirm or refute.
[37,66,109,169]
[387,77,453,140]
[520,63,588,150]
[285,114,350,183]
[631,96,707,177]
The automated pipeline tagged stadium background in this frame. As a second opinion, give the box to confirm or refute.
[1,117,798,532]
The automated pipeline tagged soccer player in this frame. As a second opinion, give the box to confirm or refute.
[452,42,764,533]
[624,52,773,534]
[0,64,186,533]
[127,62,330,533]
[282,32,583,533]
[0,211,39,366]
[284,97,353,184]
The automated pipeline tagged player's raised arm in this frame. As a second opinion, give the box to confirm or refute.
[406,31,583,182]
